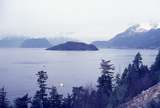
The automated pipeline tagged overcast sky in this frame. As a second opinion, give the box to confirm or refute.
[0,0,160,41]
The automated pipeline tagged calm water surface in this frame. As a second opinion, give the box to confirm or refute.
[0,48,158,100]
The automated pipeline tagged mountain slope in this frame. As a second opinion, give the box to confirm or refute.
[93,23,160,49]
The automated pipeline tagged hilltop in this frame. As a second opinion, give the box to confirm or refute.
[47,41,98,51]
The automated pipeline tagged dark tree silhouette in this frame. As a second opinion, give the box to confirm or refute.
[31,70,48,108]
[97,60,114,108]
[48,86,62,108]
[71,86,85,108]
[62,94,73,108]
[115,73,121,87]
[110,52,159,107]
[0,87,9,108]
[151,50,160,71]
[97,60,114,95]
[151,50,160,84]
[14,94,31,108]
[133,52,142,69]
[70,86,97,108]
[31,91,42,108]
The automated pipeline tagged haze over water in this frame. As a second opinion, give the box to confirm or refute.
[0,48,158,100]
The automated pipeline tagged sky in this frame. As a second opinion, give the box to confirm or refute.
[0,0,160,42]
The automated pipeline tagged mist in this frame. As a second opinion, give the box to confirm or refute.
[0,0,160,41]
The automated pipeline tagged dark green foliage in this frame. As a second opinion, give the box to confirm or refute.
[133,52,142,69]
[151,50,160,84]
[37,70,48,108]
[97,60,114,108]
[109,52,160,108]
[97,60,114,95]
[116,53,143,102]
[14,94,31,108]
[31,70,49,108]
[36,71,48,101]
[31,91,42,108]
[151,51,160,71]
[62,94,73,108]
[71,86,97,108]
[0,87,9,108]
[120,53,150,101]
[48,86,62,108]
[88,90,98,108]
[72,86,85,108]
[115,73,121,87]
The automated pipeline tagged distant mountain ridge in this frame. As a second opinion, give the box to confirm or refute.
[0,36,77,48]
[0,37,26,48]
[93,23,160,49]
[21,38,52,48]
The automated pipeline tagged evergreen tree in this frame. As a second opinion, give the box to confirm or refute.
[88,90,97,108]
[111,53,155,106]
[62,94,72,108]
[31,70,49,108]
[121,68,128,81]
[151,50,160,71]
[115,73,121,87]
[116,54,142,102]
[133,52,142,70]
[31,91,41,108]
[14,94,31,108]
[36,70,48,100]
[107,68,129,108]
[97,60,114,95]
[72,86,85,108]
[0,87,9,108]
[48,86,62,108]
[151,50,160,83]
[97,60,114,108]
[125,53,144,99]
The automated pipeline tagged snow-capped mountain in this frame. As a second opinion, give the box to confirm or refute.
[126,23,160,33]
[92,23,160,49]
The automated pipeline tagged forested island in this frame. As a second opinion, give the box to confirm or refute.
[0,51,160,108]
[47,41,98,51]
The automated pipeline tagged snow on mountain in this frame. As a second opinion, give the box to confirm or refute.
[92,23,160,49]
[126,23,160,33]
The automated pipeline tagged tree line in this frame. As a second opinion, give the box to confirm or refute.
[1,51,160,108]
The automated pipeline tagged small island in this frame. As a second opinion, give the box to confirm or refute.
[46,41,98,51]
